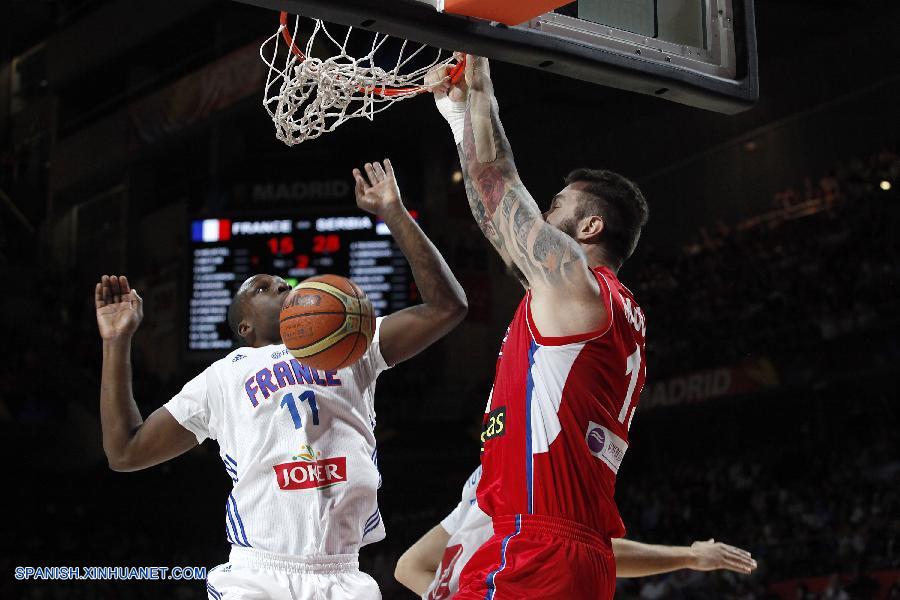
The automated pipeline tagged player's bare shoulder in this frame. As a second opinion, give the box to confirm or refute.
[528,265,608,339]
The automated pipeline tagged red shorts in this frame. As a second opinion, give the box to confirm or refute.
[453,514,615,600]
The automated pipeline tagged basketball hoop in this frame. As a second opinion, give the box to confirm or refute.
[261,11,466,146]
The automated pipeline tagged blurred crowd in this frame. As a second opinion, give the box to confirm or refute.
[616,413,899,599]
[636,150,900,379]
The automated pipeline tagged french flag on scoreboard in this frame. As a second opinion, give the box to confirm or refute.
[192,219,232,243]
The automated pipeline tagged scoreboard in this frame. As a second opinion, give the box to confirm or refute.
[189,212,418,351]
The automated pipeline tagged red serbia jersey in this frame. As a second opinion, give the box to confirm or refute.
[477,266,647,538]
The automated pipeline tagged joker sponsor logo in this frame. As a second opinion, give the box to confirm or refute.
[274,444,347,490]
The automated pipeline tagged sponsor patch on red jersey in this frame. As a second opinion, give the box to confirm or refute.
[584,421,628,475]
[480,406,507,451]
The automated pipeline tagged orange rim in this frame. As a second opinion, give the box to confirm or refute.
[279,11,466,97]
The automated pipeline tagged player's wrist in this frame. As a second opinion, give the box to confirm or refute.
[686,543,705,570]
[377,201,410,224]
[435,95,466,145]
[102,335,134,348]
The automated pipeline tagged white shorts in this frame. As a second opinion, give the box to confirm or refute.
[206,546,381,600]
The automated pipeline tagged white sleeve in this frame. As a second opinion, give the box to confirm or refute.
[362,316,392,375]
[440,498,468,536]
[164,367,216,444]
[462,466,482,500]
[441,467,481,535]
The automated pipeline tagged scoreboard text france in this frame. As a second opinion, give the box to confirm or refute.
[188,212,418,351]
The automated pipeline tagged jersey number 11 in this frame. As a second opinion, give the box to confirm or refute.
[280,391,320,429]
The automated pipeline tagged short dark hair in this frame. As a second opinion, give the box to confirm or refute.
[565,168,649,268]
[227,290,246,341]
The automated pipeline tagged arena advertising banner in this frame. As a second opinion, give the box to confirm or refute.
[641,357,779,410]
[230,179,355,208]
[128,41,264,147]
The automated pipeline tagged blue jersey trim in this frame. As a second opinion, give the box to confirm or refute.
[525,342,538,514]
[363,513,382,537]
[229,493,251,547]
[206,582,223,600]
[224,501,245,547]
[484,514,522,600]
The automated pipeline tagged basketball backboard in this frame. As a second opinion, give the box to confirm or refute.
[238,0,757,114]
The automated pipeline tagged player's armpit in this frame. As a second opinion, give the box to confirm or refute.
[492,180,606,337]
[107,407,199,472]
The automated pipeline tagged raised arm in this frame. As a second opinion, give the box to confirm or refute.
[435,57,605,336]
[96,275,198,472]
[352,160,467,366]
[426,62,524,287]
[613,538,757,578]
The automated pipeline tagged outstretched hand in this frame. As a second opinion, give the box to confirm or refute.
[95,275,144,341]
[353,160,404,217]
[690,539,757,574]
[426,53,468,103]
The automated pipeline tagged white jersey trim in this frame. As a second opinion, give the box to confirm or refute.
[229,546,360,574]
[164,367,215,444]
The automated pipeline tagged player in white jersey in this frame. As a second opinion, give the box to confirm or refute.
[395,467,758,600]
[95,160,467,600]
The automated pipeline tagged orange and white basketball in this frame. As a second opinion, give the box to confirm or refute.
[279,275,375,370]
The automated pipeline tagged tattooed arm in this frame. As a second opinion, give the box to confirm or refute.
[427,62,525,286]
[459,57,605,337]
[456,147,528,287]
[353,160,468,366]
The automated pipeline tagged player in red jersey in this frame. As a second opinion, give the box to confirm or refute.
[427,57,650,599]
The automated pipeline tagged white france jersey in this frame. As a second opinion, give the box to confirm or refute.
[423,467,493,600]
[164,317,390,557]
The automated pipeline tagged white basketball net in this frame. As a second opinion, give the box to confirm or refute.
[261,14,458,146]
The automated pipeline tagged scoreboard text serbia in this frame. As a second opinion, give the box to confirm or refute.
[189,213,417,351]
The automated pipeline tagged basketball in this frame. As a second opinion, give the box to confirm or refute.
[279,274,375,370]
